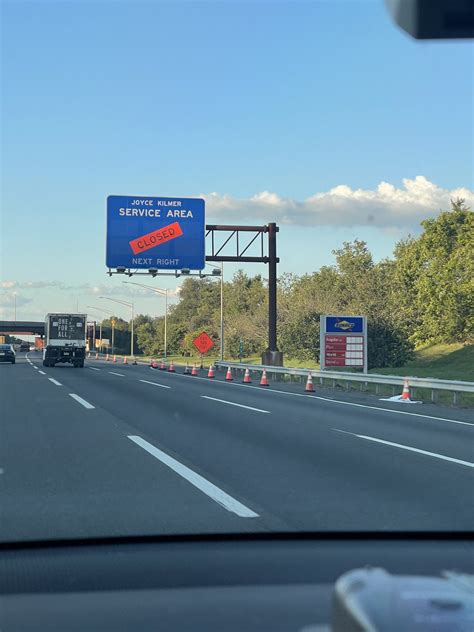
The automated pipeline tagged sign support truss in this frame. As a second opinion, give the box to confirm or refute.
[106,223,282,365]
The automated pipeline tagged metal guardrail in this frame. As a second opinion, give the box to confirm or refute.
[215,361,474,405]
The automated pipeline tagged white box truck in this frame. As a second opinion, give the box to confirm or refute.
[43,313,87,368]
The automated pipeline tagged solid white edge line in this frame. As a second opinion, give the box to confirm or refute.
[89,367,101,371]
[128,435,259,518]
[157,370,473,427]
[69,393,95,409]
[109,371,125,377]
[48,378,62,386]
[334,429,474,468]
[139,379,171,389]
[201,395,270,413]
[38,370,46,375]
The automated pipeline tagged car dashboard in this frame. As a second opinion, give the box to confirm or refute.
[1,533,473,631]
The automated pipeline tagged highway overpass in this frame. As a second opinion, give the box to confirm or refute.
[0,320,44,336]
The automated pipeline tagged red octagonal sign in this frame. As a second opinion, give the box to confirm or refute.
[192,331,214,354]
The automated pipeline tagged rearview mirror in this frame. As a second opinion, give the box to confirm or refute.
[385,0,474,39]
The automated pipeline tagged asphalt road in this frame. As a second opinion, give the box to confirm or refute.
[1,353,473,541]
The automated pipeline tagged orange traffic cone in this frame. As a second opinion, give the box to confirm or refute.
[152,360,158,369]
[243,368,251,383]
[207,365,215,379]
[225,367,233,381]
[106,354,110,361]
[87,352,91,359]
[260,369,269,386]
[123,356,128,365]
[160,359,166,370]
[149,358,154,367]
[305,372,315,392]
[113,355,117,363]
[168,361,175,373]
[401,378,410,400]
[95,352,99,359]
[191,364,198,376]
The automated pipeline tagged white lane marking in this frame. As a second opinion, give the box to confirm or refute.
[315,396,474,427]
[128,435,259,518]
[38,370,46,375]
[201,395,270,414]
[69,393,95,409]
[109,371,125,377]
[139,379,171,389]
[89,367,101,371]
[48,378,62,386]
[33,366,38,370]
[160,371,473,427]
[334,429,474,468]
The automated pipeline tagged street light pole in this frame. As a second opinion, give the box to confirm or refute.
[122,282,171,359]
[86,305,116,356]
[99,297,135,360]
[131,302,134,358]
[204,262,224,360]
[13,292,17,322]
[164,289,168,359]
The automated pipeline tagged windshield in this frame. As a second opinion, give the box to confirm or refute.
[1,0,473,543]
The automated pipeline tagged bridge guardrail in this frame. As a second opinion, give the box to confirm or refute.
[215,361,474,405]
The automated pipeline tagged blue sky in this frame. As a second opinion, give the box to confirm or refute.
[1,0,473,321]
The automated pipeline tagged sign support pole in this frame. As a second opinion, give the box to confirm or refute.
[268,223,278,353]
[363,317,368,374]
[320,316,326,370]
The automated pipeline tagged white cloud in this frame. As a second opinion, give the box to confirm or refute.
[0,294,32,308]
[0,280,64,290]
[203,176,473,228]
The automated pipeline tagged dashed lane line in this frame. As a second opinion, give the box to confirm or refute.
[69,394,95,409]
[139,379,171,389]
[201,395,270,414]
[334,429,474,468]
[128,435,259,518]
[150,369,473,427]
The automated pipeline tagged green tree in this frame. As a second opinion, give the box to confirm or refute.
[393,198,474,345]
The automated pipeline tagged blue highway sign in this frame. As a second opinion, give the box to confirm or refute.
[325,316,364,334]
[106,196,205,270]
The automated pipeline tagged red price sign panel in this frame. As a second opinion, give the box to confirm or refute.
[192,331,214,354]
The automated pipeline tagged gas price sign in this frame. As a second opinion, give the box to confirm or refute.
[106,196,205,271]
[320,315,367,372]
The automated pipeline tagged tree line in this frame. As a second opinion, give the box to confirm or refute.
[100,200,473,369]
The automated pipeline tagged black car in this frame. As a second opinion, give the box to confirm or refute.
[0,344,16,364]
[19,343,30,352]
